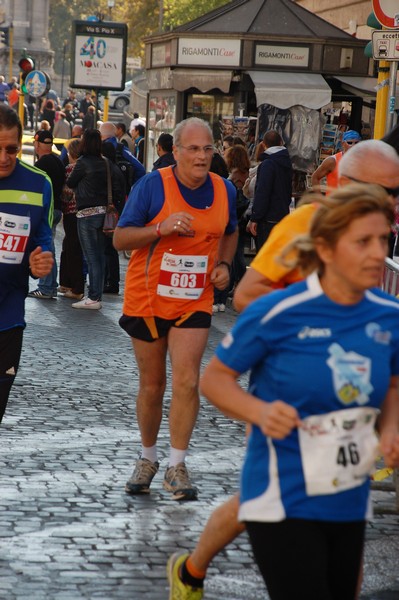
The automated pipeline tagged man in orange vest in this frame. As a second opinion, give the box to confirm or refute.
[311,129,362,190]
[113,117,238,502]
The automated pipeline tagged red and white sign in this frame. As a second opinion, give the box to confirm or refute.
[373,0,399,28]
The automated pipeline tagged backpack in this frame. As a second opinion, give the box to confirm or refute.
[115,142,136,192]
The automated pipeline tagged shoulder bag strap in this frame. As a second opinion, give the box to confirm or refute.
[103,157,113,207]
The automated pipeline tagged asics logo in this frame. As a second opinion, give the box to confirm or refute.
[298,326,332,339]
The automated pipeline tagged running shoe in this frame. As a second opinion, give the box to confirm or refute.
[218,303,226,312]
[167,552,203,600]
[28,289,55,299]
[163,463,198,501]
[125,458,159,494]
[212,304,219,314]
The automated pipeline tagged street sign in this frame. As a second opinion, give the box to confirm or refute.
[24,70,49,97]
[372,30,399,60]
[126,57,141,69]
[372,0,399,28]
[70,20,128,91]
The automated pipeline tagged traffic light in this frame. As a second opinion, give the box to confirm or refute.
[19,54,35,94]
[0,27,9,47]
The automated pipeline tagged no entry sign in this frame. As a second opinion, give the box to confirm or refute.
[373,0,399,28]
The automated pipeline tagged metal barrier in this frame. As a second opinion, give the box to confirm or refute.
[382,257,399,297]
[373,258,399,511]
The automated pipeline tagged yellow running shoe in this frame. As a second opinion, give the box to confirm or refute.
[167,552,204,600]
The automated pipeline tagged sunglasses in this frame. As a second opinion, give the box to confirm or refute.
[344,140,359,146]
[342,175,399,198]
[0,145,20,155]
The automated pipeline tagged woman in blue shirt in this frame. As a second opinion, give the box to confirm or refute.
[201,183,399,600]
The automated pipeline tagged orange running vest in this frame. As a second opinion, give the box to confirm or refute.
[123,166,230,319]
[326,152,342,189]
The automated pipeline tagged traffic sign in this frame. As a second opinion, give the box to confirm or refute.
[24,70,49,97]
[372,0,399,28]
[126,57,141,69]
[13,20,30,27]
[372,30,399,60]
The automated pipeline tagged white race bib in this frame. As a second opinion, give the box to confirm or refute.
[157,253,208,300]
[0,212,30,265]
[298,406,379,496]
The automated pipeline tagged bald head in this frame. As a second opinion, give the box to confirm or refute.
[99,121,116,140]
[71,124,82,137]
[339,139,399,189]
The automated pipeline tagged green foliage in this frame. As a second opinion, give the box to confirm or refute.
[164,0,227,30]
[49,0,229,78]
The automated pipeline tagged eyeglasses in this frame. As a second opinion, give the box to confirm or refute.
[342,175,399,198]
[0,145,20,155]
[177,145,214,155]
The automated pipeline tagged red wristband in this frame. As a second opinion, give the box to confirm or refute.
[156,222,162,237]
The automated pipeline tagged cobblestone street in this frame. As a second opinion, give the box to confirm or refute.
[1,249,399,599]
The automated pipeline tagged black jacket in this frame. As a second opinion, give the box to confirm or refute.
[251,147,292,224]
[35,154,65,211]
[66,155,125,211]
[152,152,176,171]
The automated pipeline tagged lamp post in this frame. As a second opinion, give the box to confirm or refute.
[159,0,163,31]
[107,0,115,20]
[60,40,67,99]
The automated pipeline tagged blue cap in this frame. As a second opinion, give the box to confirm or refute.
[343,130,362,142]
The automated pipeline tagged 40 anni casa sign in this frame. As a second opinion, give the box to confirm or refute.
[70,20,128,91]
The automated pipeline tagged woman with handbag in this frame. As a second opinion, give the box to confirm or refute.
[66,129,124,310]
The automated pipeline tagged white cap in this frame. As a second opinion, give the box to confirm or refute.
[129,117,146,133]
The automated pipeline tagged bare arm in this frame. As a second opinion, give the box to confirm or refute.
[378,376,399,468]
[200,356,300,439]
[310,156,336,188]
[113,210,194,251]
[210,228,238,290]
[233,267,275,312]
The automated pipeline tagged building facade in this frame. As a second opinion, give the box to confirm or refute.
[0,0,54,79]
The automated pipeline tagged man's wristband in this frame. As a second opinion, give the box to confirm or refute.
[217,260,231,273]
[156,221,163,237]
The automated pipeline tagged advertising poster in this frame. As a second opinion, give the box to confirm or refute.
[71,21,127,91]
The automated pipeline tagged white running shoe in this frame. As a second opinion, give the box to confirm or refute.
[218,303,226,312]
[212,304,219,314]
[72,296,102,310]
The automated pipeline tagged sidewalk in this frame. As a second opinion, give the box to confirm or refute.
[1,249,399,599]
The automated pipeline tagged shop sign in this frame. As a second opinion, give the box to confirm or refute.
[372,30,399,60]
[178,38,240,67]
[152,42,171,67]
[255,44,309,68]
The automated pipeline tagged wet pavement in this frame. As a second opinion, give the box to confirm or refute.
[1,238,399,599]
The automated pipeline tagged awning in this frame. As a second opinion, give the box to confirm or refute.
[172,68,233,93]
[246,71,332,109]
[333,75,378,98]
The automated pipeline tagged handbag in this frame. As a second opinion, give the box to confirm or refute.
[102,157,119,237]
